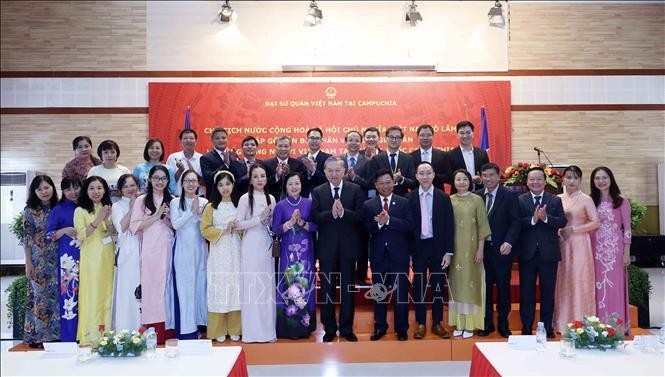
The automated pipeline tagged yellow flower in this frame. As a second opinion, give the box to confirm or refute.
[576,328,584,334]
[132,337,140,344]
[598,323,606,329]
[544,168,552,175]
[100,340,108,346]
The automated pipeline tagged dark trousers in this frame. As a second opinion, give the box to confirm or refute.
[356,231,369,283]
[519,251,558,331]
[318,257,356,335]
[412,238,446,326]
[483,241,513,330]
[371,255,410,333]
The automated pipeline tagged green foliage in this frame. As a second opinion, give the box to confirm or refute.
[5,275,28,328]
[9,212,26,246]
[629,198,647,231]
[94,329,147,357]
[627,264,652,307]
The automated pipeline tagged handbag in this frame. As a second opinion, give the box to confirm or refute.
[270,235,281,258]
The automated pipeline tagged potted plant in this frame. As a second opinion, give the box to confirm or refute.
[629,198,647,234]
[627,198,651,327]
[9,212,26,246]
[6,212,27,339]
[5,275,28,339]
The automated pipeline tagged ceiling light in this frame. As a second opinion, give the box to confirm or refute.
[218,0,234,23]
[405,0,422,27]
[488,0,505,28]
[304,1,323,26]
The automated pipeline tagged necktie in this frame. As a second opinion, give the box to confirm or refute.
[383,197,389,212]
[389,153,397,173]
[421,192,430,237]
[349,156,356,168]
[486,192,494,213]
[333,187,340,200]
[534,195,541,207]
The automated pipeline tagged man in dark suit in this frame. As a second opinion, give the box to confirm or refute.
[311,156,365,343]
[475,163,521,338]
[200,127,241,198]
[298,127,332,193]
[233,135,262,202]
[408,162,455,340]
[364,169,414,341]
[368,126,417,196]
[518,167,567,338]
[264,136,308,200]
[340,130,371,284]
[445,120,490,193]
[409,124,449,190]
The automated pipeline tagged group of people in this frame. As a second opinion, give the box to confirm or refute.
[21,121,632,348]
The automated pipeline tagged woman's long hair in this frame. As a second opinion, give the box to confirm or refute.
[210,170,237,209]
[179,169,201,211]
[248,162,271,215]
[144,165,173,215]
[78,176,112,213]
[26,175,58,209]
[590,166,624,209]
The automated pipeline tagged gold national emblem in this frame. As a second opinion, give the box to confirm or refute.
[325,87,337,99]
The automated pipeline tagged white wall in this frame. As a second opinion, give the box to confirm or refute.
[146,1,508,71]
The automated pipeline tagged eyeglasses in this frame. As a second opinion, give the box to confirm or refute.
[183,179,199,184]
[151,176,168,182]
[387,136,403,141]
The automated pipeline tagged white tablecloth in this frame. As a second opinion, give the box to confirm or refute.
[2,346,243,376]
[473,342,664,376]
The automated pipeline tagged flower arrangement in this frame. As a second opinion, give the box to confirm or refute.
[563,314,625,350]
[93,327,147,357]
[502,162,562,188]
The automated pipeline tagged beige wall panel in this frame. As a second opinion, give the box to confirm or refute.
[512,111,665,206]
[0,1,146,71]
[0,114,148,185]
[509,3,665,69]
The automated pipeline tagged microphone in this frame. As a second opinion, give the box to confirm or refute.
[533,147,554,166]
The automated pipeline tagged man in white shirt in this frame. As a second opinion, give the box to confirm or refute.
[166,128,203,196]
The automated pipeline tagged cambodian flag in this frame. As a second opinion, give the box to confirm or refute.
[184,106,191,129]
[480,106,490,150]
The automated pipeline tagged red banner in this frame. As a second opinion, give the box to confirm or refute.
[149,81,511,168]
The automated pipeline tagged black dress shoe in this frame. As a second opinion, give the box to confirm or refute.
[370,329,386,341]
[322,332,336,342]
[546,329,555,339]
[521,327,532,335]
[477,327,495,337]
[498,328,512,338]
[341,332,358,342]
[396,332,408,341]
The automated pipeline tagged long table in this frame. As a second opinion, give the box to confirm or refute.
[1,346,248,376]
[469,341,664,376]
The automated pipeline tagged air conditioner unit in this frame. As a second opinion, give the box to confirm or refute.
[1,171,46,265]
